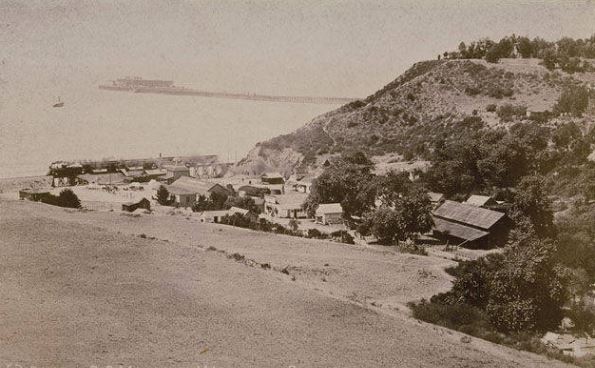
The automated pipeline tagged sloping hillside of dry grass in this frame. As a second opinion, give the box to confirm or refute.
[0,199,574,367]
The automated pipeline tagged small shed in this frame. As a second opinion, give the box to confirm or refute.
[427,192,444,206]
[199,209,231,223]
[315,203,343,225]
[464,194,498,208]
[261,172,285,185]
[18,189,51,202]
[432,200,510,248]
[122,198,151,212]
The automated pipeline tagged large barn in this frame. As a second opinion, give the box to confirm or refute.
[432,200,510,248]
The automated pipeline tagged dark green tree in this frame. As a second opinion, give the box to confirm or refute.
[510,175,555,239]
[361,207,405,245]
[517,36,533,58]
[225,196,260,214]
[304,152,376,219]
[486,238,567,332]
[485,45,501,63]
[156,185,173,206]
[57,188,81,208]
[361,188,433,245]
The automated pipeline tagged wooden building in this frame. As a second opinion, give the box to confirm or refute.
[18,189,51,202]
[122,198,151,212]
[432,200,510,248]
[315,203,344,225]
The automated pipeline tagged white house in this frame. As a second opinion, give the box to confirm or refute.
[315,203,343,225]
[264,193,308,218]
[198,206,250,223]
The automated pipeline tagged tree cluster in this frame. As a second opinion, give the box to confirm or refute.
[448,34,595,72]
[191,191,229,212]
[304,152,433,245]
[422,119,594,200]
[218,213,354,244]
[430,237,567,333]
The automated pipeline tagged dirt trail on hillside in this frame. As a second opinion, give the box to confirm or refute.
[0,199,573,367]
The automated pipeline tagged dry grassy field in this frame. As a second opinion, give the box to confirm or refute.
[0,199,572,367]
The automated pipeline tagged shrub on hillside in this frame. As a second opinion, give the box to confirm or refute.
[306,228,328,239]
[554,85,590,117]
[464,86,481,96]
[486,86,514,99]
[398,239,427,256]
[409,299,489,331]
[528,110,554,123]
[497,104,527,122]
[41,189,81,209]
[330,230,355,244]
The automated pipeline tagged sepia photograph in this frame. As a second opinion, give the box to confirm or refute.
[1,0,595,367]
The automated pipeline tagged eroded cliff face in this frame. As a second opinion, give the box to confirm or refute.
[234,145,304,176]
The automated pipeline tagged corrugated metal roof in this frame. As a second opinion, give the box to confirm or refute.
[432,217,489,241]
[433,200,504,230]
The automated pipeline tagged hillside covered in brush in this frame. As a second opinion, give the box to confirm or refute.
[239,56,595,179]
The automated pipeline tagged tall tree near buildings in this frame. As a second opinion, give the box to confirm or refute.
[156,185,172,206]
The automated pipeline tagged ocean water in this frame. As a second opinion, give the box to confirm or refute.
[0,86,333,178]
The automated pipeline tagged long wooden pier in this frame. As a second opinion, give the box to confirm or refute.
[99,84,357,105]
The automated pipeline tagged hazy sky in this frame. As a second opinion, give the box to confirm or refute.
[1,0,594,98]
[0,1,594,177]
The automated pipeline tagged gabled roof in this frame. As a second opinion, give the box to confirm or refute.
[120,169,144,177]
[432,217,489,242]
[238,185,269,196]
[464,194,497,207]
[229,207,249,215]
[433,200,505,230]
[164,165,189,172]
[265,193,308,210]
[316,203,343,215]
[169,177,225,196]
[144,169,166,176]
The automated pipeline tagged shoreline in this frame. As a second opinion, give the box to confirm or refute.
[0,175,53,193]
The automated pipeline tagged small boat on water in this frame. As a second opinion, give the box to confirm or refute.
[53,97,64,108]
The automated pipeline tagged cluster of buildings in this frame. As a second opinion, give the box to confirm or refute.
[46,155,513,245]
[158,171,344,225]
[49,155,233,187]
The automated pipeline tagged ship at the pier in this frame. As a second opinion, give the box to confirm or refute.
[98,77,356,105]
